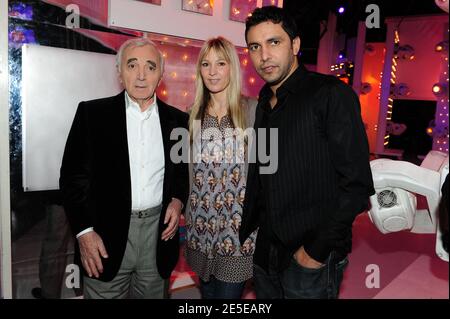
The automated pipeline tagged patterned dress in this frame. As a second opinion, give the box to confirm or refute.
[185,113,257,283]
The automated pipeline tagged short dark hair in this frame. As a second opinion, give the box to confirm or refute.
[245,6,298,43]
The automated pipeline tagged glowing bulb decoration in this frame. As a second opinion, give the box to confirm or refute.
[433,83,448,97]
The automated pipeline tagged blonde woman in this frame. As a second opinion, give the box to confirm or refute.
[185,37,257,299]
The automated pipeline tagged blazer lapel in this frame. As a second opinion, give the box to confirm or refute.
[156,98,175,162]
[111,91,132,200]
[157,98,178,202]
[112,91,129,162]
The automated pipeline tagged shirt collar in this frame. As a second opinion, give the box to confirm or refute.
[259,63,309,100]
[125,91,158,117]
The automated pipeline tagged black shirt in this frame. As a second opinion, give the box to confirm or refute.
[244,64,375,272]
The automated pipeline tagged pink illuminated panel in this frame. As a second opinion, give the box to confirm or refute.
[182,0,214,16]
[134,0,161,5]
[230,0,257,23]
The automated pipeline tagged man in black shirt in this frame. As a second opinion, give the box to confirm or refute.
[239,6,375,299]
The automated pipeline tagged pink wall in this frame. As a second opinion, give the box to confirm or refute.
[386,15,449,153]
[75,29,265,112]
[394,15,448,101]
[360,43,385,153]
[358,15,449,153]
[43,0,267,112]
[155,44,264,111]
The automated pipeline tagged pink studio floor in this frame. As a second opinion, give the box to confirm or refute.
[170,213,449,299]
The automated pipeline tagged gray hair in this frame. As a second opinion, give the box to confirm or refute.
[116,37,165,74]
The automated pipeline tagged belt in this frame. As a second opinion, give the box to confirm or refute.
[131,205,161,219]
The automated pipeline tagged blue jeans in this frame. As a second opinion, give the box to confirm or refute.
[200,276,246,299]
[253,250,348,299]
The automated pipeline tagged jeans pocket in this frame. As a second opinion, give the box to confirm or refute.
[282,257,329,298]
[291,256,327,273]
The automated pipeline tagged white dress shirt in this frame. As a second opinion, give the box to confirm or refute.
[76,92,165,238]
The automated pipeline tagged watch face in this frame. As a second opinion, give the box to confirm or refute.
[377,190,398,208]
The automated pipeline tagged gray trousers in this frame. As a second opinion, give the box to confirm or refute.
[84,206,168,299]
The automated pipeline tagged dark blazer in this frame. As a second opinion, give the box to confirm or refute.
[60,91,189,281]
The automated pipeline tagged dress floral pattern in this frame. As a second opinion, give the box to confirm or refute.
[185,113,257,283]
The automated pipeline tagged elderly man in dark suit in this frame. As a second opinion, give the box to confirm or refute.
[60,37,189,299]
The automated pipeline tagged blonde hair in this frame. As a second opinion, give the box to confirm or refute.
[189,37,245,141]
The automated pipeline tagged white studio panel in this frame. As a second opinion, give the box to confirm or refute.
[108,0,247,47]
[22,44,122,191]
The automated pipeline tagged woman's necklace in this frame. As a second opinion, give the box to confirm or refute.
[208,104,227,122]
[209,105,220,118]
